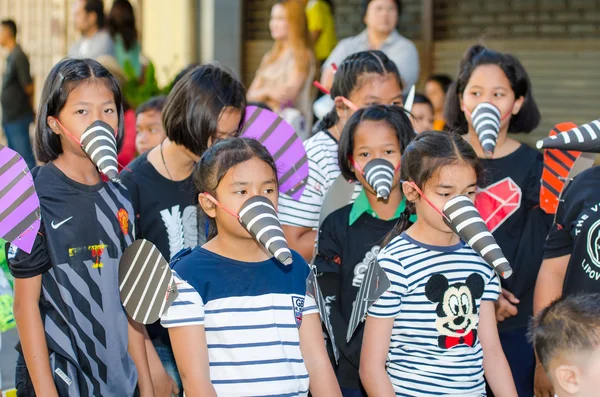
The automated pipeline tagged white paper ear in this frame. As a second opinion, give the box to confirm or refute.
[536,119,600,153]
[443,195,512,279]
[363,158,395,200]
[238,196,293,265]
[472,103,501,157]
[80,120,119,181]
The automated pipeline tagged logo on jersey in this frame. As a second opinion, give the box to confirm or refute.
[291,296,305,328]
[69,244,108,269]
[475,177,522,233]
[573,203,600,281]
[51,216,73,230]
[587,218,600,268]
[160,205,199,259]
[117,209,129,235]
[352,246,380,287]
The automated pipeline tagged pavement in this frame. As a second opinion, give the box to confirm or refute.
[1,328,18,391]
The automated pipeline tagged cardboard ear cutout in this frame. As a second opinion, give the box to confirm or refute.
[306,267,340,363]
[0,144,41,253]
[240,106,309,200]
[536,119,600,153]
[119,239,178,324]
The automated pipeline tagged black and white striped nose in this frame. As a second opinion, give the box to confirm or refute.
[536,119,600,153]
[80,120,119,182]
[443,195,512,279]
[238,196,293,265]
[472,103,501,157]
[363,158,395,200]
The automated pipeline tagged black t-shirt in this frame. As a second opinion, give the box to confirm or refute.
[545,166,600,295]
[8,163,138,396]
[315,204,399,391]
[1,45,33,123]
[120,151,207,344]
[478,144,552,331]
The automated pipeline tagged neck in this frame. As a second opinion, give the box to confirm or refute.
[149,139,197,181]
[434,110,444,121]
[328,121,343,141]
[367,29,392,49]
[206,234,270,263]
[4,40,16,51]
[367,185,402,220]
[82,25,99,38]
[405,218,460,247]
[52,151,101,186]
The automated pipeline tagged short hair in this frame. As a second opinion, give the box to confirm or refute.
[426,74,453,94]
[35,58,124,163]
[413,93,434,113]
[136,95,166,116]
[83,0,106,29]
[338,104,415,181]
[161,64,246,156]
[361,0,402,20]
[1,20,17,38]
[444,44,540,134]
[529,293,600,372]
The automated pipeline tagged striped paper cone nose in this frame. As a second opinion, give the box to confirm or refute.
[363,159,395,199]
[443,195,513,279]
[0,144,41,254]
[80,120,119,182]
[238,196,293,265]
[536,119,600,153]
[119,239,178,324]
[472,103,501,157]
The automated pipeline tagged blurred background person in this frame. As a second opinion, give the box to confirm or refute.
[320,0,419,93]
[424,74,452,131]
[247,0,315,138]
[0,19,35,169]
[135,96,167,154]
[69,0,115,59]
[108,0,143,79]
[305,0,337,67]
[410,93,434,133]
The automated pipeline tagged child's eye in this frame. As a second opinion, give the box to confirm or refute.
[391,101,402,106]
[264,188,275,194]
[437,192,451,197]
[234,190,247,195]
[75,109,87,115]
[494,92,505,97]
[385,150,395,155]
[358,152,370,157]
[467,190,477,196]
[470,91,481,97]
[104,108,116,114]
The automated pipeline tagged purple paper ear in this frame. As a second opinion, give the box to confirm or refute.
[443,195,512,279]
[363,158,395,200]
[472,103,501,157]
[238,195,293,265]
[536,119,600,153]
[80,120,119,182]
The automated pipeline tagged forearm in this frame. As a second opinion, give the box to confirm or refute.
[128,319,154,397]
[179,372,217,397]
[533,265,564,315]
[483,345,517,397]
[359,365,395,397]
[14,304,58,397]
[305,355,341,397]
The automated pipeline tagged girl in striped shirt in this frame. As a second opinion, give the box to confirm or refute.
[360,131,517,396]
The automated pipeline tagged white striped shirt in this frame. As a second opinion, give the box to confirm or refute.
[367,233,501,396]
[161,247,319,396]
[279,130,361,229]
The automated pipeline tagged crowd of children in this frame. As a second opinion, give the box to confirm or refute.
[1,36,600,397]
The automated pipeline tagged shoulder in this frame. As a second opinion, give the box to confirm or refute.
[305,131,337,158]
[564,165,600,199]
[321,204,352,230]
[120,153,150,182]
[518,142,543,163]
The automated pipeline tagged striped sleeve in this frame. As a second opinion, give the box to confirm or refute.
[160,273,205,328]
[482,269,501,301]
[367,248,407,318]
[303,293,319,316]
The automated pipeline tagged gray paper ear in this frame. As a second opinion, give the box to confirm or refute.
[443,195,513,279]
[238,196,293,265]
[536,119,600,153]
[119,239,178,324]
[306,267,339,363]
[472,103,501,157]
[80,120,119,182]
[363,158,395,200]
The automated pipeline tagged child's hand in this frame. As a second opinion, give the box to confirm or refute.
[534,364,554,397]
[495,288,519,322]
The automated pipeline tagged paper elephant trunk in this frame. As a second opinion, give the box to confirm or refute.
[443,195,513,279]
[238,196,293,265]
[80,120,120,182]
[536,119,600,153]
[363,158,395,200]
[472,103,501,157]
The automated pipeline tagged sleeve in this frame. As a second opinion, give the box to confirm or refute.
[305,2,324,33]
[393,41,420,89]
[8,222,52,279]
[544,175,583,259]
[321,39,350,73]
[16,53,33,89]
[160,274,205,328]
[524,151,543,209]
[367,249,407,318]
[119,170,141,240]
[481,270,501,301]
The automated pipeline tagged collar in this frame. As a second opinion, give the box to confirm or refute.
[355,29,400,48]
[349,189,415,225]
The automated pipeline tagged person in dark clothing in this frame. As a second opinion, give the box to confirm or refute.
[0,19,35,170]
[315,105,415,396]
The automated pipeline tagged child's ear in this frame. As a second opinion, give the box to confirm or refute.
[333,96,349,120]
[402,181,419,203]
[198,193,217,219]
[512,95,525,115]
[554,363,581,395]
[47,116,61,135]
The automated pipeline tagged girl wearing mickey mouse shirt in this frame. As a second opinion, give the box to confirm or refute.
[360,131,516,397]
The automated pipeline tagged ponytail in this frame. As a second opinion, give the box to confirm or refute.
[381,205,413,248]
